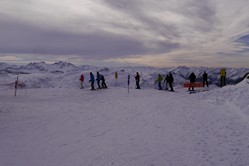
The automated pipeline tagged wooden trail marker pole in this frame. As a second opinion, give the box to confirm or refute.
[128,75,130,93]
[115,71,118,86]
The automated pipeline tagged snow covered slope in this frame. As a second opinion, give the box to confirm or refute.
[1,74,249,166]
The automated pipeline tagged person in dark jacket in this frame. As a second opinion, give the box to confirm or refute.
[89,72,95,90]
[96,71,101,89]
[202,71,208,87]
[100,74,108,89]
[168,73,174,92]
[189,72,196,91]
[163,74,169,90]
[135,72,141,89]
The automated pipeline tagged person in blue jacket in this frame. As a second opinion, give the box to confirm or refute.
[89,72,95,90]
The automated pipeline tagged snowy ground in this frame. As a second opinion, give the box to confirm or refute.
[1,77,249,166]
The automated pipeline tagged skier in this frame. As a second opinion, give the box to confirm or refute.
[135,72,141,89]
[79,74,84,89]
[163,74,170,90]
[189,72,196,91]
[96,71,101,89]
[168,72,174,92]
[220,68,226,87]
[101,74,108,89]
[89,72,95,90]
[156,74,163,90]
[202,71,208,87]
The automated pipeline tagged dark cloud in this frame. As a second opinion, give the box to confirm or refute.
[0,18,179,59]
[1,0,249,67]
[102,0,180,37]
[102,0,217,35]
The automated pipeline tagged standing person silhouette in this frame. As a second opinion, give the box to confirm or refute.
[168,73,174,92]
[135,72,141,89]
[96,71,101,89]
[202,71,208,87]
[156,74,163,90]
[79,74,84,89]
[101,74,108,89]
[89,72,95,90]
[189,72,196,91]
[163,74,169,90]
[220,68,226,87]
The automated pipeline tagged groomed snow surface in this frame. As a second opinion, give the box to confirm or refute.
[1,76,249,166]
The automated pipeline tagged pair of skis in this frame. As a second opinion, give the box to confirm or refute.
[188,89,209,94]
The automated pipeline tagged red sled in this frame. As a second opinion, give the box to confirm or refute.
[183,82,203,88]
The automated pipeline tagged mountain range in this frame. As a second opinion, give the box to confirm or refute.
[0,61,249,89]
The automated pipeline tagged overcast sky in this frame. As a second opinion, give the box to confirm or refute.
[0,0,249,67]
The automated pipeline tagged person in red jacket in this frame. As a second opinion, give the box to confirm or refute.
[79,74,84,89]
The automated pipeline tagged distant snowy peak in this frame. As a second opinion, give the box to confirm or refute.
[27,61,46,66]
[23,62,47,71]
[0,61,79,75]
[26,61,78,72]
[53,61,76,68]
[0,62,10,70]
[26,61,76,70]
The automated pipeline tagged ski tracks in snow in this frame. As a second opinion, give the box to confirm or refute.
[1,88,249,166]
[188,93,249,166]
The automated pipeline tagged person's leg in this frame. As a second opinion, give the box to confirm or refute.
[97,81,101,89]
[91,82,95,90]
[169,83,174,91]
[136,81,140,89]
[80,81,83,89]
[158,82,162,90]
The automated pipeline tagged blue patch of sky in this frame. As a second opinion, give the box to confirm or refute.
[234,34,249,53]
[235,34,249,45]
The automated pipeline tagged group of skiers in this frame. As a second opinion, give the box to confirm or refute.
[188,71,209,91]
[155,73,174,91]
[79,71,107,90]
[155,71,210,91]
[80,69,227,91]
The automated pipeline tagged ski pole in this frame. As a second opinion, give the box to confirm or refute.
[14,75,19,97]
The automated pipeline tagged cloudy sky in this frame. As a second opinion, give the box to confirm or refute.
[0,0,249,67]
